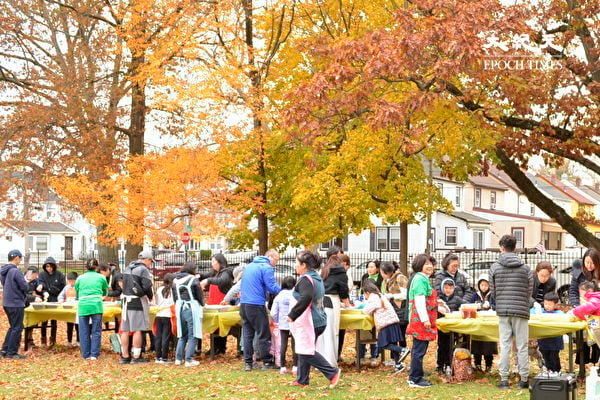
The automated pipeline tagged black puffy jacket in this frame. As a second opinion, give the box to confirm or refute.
[39,257,65,302]
[489,252,533,319]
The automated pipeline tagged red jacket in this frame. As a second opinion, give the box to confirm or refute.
[573,291,600,320]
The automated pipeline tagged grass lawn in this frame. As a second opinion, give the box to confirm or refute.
[0,306,584,399]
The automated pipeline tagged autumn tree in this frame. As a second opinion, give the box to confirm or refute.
[283,0,600,249]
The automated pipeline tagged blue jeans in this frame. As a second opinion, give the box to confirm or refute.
[409,338,430,383]
[78,313,103,359]
[2,307,24,356]
[176,307,196,362]
[358,343,379,359]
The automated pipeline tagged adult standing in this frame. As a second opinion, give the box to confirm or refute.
[434,253,472,300]
[200,253,234,355]
[316,255,350,367]
[287,250,341,388]
[490,234,533,390]
[531,261,556,307]
[406,254,438,388]
[38,256,66,347]
[240,249,281,371]
[173,262,204,367]
[74,259,108,360]
[568,248,600,365]
[99,263,123,333]
[337,253,352,362]
[0,250,27,359]
[380,261,408,347]
[119,250,155,364]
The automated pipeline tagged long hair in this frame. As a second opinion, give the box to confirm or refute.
[583,248,600,281]
[212,253,228,270]
[161,273,175,298]
[321,255,342,280]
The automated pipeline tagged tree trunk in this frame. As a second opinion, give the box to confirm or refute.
[257,211,268,254]
[399,221,408,275]
[496,147,600,249]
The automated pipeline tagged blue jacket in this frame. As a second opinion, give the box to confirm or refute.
[533,308,564,351]
[0,264,28,307]
[240,256,281,306]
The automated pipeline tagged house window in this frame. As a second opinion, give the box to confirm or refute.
[376,227,388,250]
[530,202,535,216]
[389,228,400,250]
[512,228,524,249]
[320,237,349,252]
[445,227,457,246]
[455,186,461,207]
[28,235,49,252]
[474,188,481,208]
[490,191,497,210]
[473,230,485,249]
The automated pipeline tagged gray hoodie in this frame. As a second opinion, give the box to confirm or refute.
[489,252,533,319]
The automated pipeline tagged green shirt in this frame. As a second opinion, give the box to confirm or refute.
[75,271,108,316]
[408,272,432,320]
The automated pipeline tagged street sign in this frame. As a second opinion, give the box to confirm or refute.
[182,232,191,244]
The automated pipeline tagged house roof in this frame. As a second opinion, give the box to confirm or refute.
[582,186,600,203]
[486,165,523,194]
[538,175,595,205]
[9,221,78,234]
[445,211,491,224]
[468,175,509,191]
[525,173,571,202]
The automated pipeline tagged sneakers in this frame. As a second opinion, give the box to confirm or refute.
[175,359,183,366]
[244,363,253,371]
[329,369,341,388]
[398,348,411,364]
[518,380,529,389]
[88,357,98,361]
[261,362,278,370]
[130,357,149,364]
[279,367,288,374]
[391,363,406,374]
[119,357,131,364]
[5,354,25,359]
[370,358,378,367]
[185,360,200,367]
[408,379,432,388]
[497,380,510,390]
[290,381,308,387]
[155,359,165,364]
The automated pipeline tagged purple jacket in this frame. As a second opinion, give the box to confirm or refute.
[0,263,28,307]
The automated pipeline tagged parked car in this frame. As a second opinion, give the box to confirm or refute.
[151,252,197,280]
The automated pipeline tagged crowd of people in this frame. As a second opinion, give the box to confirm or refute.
[1,238,600,390]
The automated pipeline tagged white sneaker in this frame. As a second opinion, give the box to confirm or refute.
[370,358,379,366]
[155,359,164,364]
[89,357,97,361]
[175,359,182,365]
[279,367,288,374]
[185,360,200,367]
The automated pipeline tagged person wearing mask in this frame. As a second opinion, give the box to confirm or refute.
[240,249,281,371]
[38,256,66,347]
[0,250,28,359]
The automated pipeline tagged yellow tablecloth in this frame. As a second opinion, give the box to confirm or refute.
[437,315,587,342]
[25,305,374,335]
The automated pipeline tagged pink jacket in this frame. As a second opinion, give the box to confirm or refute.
[363,293,400,330]
[573,291,600,320]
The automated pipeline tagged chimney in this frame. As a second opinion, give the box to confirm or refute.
[575,177,582,187]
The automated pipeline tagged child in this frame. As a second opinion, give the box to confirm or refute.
[361,280,410,374]
[57,271,79,346]
[467,274,497,372]
[154,273,175,363]
[24,266,43,348]
[270,276,297,375]
[436,279,465,373]
[572,281,600,320]
[533,292,564,372]
[359,260,382,365]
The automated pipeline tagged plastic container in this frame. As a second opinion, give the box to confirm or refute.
[460,303,478,319]
[587,366,600,400]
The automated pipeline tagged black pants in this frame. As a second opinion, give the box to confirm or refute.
[437,331,452,369]
[2,307,24,356]
[541,350,561,372]
[240,304,273,364]
[473,354,493,368]
[296,325,338,385]
[280,329,297,367]
[154,317,172,360]
[399,323,408,347]
[67,322,79,343]
[338,329,345,358]
[41,319,57,342]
